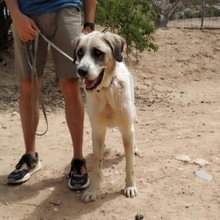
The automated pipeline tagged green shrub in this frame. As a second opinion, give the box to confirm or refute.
[95,0,158,55]
[184,10,195,19]
[202,7,220,17]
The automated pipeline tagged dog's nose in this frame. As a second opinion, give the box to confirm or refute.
[78,66,88,77]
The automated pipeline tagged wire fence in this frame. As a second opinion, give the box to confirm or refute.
[168,17,220,29]
[167,0,220,29]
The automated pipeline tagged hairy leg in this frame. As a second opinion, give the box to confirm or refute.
[120,124,137,198]
[82,126,106,202]
[19,76,42,157]
[59,78,84,159]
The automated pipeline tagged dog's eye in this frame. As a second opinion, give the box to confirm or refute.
[77,48,84,57]
[93,48,103,57]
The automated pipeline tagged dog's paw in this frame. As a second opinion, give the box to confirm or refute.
[82,188,97,203]
[124,186,138,198]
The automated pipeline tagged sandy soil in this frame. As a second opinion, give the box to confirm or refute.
[0,28,220,220]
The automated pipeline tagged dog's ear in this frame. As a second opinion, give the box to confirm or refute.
[104,32,125,62]
[72,37,80,63]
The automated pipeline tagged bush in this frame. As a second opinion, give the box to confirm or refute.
[184,10,196,19]
[0,0,158,55]
[95,0,158,55]
[198,7,220,17]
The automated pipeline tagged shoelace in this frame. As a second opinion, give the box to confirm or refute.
[15,155,32,170]
[73,165,83,175]
[69,160,86,176]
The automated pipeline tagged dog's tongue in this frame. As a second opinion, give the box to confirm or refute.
[85,77,100,90]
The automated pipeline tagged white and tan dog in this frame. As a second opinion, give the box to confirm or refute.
[72,31,140,202]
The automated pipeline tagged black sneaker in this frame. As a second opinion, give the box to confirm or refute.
[68,159,90,190]
[8,152,42,184]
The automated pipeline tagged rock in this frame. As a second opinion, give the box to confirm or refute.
[53,201,61,206]
[11,111,18,116]
[195,169,212,181]
[192,158,209,167]
[175,155,191,162]
[135,214,144,220]
[115,150,121,156]
[49,187,55,191]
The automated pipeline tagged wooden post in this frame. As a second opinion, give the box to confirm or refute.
[200,0,206,30]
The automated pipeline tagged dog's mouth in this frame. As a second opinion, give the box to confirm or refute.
[85,69,105,90]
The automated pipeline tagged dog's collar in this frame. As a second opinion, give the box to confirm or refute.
[96,76,116,93]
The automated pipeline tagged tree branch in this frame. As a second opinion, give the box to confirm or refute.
[167,0,182,18]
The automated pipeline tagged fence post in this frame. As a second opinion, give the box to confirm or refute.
[200,0,206,30]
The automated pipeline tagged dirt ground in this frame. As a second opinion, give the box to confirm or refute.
[0,28,220,220]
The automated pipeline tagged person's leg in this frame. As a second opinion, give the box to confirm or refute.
[50,7,89,189]
[59,78,90,190]
[19,77,42,157]
[8,14,48,184]
[8,75,43,184]
[59,78,84,159]
[52,7,83,156]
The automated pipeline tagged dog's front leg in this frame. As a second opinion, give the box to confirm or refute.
[121,125,138,198]
[82,127,106,202]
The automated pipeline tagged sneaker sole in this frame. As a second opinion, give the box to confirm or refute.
[68,178,90,190]
[8,162,42,184]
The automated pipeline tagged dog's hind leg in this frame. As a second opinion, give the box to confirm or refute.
[120,124,138,198]
[82,127,106,203]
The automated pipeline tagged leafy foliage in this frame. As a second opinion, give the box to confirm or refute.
[179,7,220,19]
[198,7,220,18]
[95,0,158,54]
[178,0,220,19]
[0,0,158,55]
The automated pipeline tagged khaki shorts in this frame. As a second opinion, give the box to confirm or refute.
[13,7,81,78]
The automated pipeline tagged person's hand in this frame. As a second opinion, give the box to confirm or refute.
[12,13,40,42]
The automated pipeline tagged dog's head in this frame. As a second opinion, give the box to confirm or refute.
[72,31,125,91]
